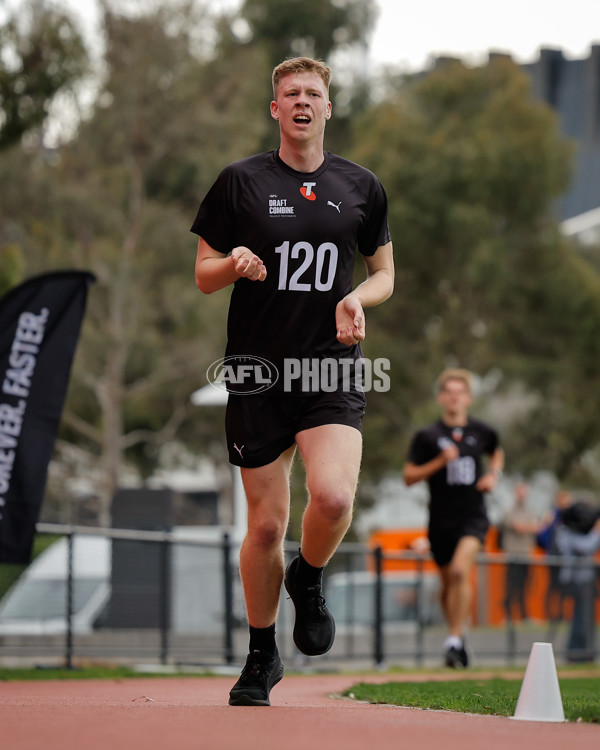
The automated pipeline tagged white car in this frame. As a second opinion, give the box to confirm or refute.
[0,536,111,635]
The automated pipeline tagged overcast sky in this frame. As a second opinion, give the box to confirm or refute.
[371,0,599,71]
[9,0,600,71]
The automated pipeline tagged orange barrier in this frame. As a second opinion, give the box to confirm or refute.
[367,527,600,626]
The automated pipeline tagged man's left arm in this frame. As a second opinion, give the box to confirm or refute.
[336,242,394,345]
[476,447,505,493]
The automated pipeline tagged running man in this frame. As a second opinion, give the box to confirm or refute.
[403,368,504,667]
[191,57,394,704]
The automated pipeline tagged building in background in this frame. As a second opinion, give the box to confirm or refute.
[522,45,600,223]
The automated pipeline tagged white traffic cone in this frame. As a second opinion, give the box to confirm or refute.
[511,642,565,722]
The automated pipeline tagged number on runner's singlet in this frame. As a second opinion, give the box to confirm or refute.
[275,241,338,291]
[446,456,476,486]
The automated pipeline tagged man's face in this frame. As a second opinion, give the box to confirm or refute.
[270,72,331,145]
[437,378,472,416]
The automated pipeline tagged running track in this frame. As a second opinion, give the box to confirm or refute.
[1,673,599,750]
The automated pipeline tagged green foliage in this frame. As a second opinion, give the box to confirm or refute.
[1,4,273,519]
[239,0,377,68]
[0,244,25,295]
[347,58,600,486]
[0,0,88,149]
[344,676,600,723]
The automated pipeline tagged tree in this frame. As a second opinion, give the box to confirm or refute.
[0,0,87,150]
[238,0,377,69]
[0,244,23,296]
[9,3,273,524]
[494,237,600,484]
[345,57,600,487]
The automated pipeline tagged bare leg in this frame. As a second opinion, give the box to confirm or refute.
[295,424,362,567]
[239,445,296,628]
[439,535,481,638]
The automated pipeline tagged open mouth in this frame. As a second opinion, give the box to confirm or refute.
[293,114,311,124]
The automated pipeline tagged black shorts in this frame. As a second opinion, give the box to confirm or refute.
[428,514,489,568]
[225,388,366,468]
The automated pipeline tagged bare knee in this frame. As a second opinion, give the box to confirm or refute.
[447,564,469,585]
[309,487,354,524]
[247,516,286,550]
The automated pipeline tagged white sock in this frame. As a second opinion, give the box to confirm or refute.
[444,635,463,651]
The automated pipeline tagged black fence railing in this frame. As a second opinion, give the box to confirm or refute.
[0,524,598,669]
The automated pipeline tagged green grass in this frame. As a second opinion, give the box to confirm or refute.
[1,664,598,723]
[343,676,600,723]
[0,665,209,681]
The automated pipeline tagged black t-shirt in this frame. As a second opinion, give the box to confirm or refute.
[407,419,500,526]
[190,150,391,393]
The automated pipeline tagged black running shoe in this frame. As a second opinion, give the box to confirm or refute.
[228,649,284,706]
[444,644,469,668]
[284,555,335,656]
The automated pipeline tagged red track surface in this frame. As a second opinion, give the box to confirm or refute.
[2,674,599,750]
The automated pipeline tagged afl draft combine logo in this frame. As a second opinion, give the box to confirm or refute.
[300,181,317,201]
[207,356,279,395]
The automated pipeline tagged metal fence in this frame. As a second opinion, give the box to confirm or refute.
[0,523,598,669]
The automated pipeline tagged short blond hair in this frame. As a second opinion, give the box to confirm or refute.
[272,57,331,98]
[436,368,474,395]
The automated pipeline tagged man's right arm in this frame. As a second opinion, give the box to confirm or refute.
[403,444,459,486]
[195,238,267,294]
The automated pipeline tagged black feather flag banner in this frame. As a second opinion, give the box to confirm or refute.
[0,270,96,563]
